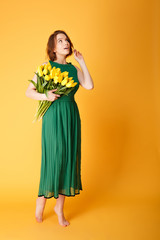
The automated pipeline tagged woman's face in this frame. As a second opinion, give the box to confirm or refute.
[54,33,70,56]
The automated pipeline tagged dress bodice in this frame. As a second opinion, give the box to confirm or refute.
[49,60,79,102]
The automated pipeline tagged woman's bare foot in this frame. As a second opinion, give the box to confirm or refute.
[35,197,46,223]
[54,205,70,227]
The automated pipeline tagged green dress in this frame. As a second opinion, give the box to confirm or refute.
[38,60,83,199]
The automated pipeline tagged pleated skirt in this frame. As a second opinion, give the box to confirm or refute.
[38,99,83,199]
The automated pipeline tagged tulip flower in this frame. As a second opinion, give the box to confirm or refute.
[37,66,43,77]
[66,80,74,88]
[43,68,48,75]
[61,77,68,86]
[44,75,50,81]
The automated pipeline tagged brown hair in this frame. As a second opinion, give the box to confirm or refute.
[45,30,74,61]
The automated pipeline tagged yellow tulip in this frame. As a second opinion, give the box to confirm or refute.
[47,63,52,71]
[66,81,73,88]
[58,74,63,83]
[50,70,54,78]
[68,77,73,81]
[44,65,48,71]
[55,72,59,77]
[55,68,61,74]
[43,68,48,75]
[71,82,78,87]
[51,73,56,79]
[61,78,68,86]
[55,69,61,77]
[64,76,69,81]
[66,80,74,88]
[54,76,59,84]
[37,66,43,77]
[44,75,50,81]
[63,71,69,77]
[50,68,56,78]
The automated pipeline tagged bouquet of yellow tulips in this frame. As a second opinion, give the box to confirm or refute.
[28,61,77,122]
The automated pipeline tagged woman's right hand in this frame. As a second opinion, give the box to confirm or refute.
[46,89,60,101]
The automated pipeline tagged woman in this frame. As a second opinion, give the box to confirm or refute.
[25,30,94,227]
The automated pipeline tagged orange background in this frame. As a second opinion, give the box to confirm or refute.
[0,0,160,239]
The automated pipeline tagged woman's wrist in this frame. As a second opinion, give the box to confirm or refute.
[41,93,48,100]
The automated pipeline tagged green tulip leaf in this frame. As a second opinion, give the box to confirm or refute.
[28,80,37,88]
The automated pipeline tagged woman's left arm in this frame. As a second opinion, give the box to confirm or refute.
[73,49,94,90]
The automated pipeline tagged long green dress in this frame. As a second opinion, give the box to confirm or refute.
[38,60,83,199]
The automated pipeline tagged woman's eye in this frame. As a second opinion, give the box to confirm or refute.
[58,39,69,43]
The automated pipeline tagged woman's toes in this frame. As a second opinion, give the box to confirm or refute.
[54,206,70,226]
[64,220,70,226]
[35,216,42,223]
